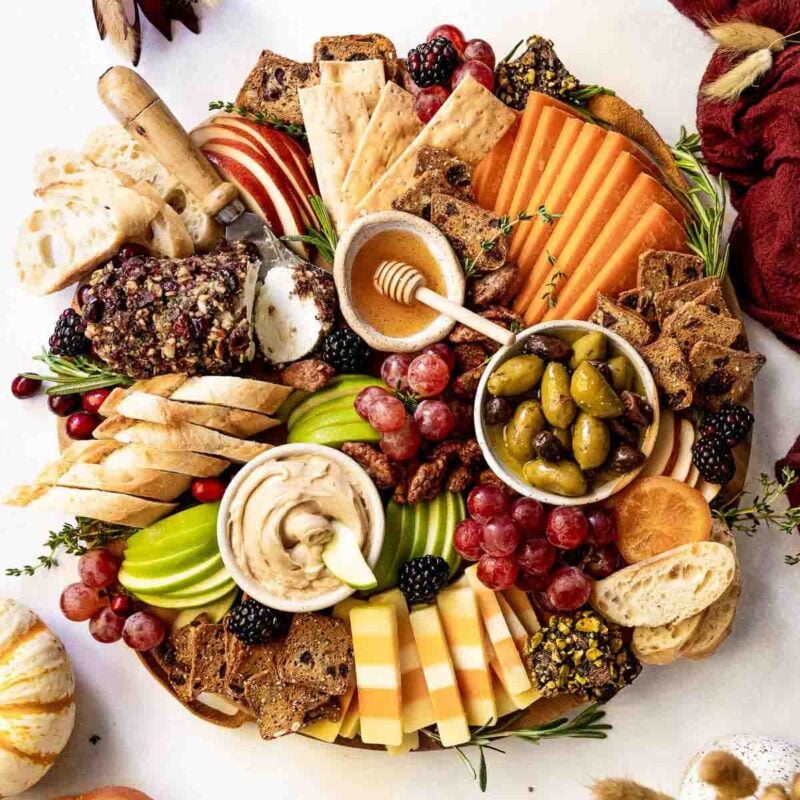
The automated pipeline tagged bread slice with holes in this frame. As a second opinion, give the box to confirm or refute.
[590,541,737,628]
[632,612,707,666]
[661,293,744,354]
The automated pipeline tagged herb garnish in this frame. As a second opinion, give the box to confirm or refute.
[208,101,307,141]
[5,518,134,577]
[463,211,533,278]
[537,205,562,226]
[22,351,133,396]
[395,389,421,414]
[422,704,611,792]
[541,268,567,309]
[283,196,338,266]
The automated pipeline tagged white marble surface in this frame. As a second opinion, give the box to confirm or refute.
[0,1,798,798]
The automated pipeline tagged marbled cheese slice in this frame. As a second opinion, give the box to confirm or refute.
[502,587,541,636]
[497,595,541,710]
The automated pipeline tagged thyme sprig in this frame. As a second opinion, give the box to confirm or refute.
[5,518,134,577]
[537,204,562,226]
[395,389,421,413]
[208,101,307,141]
[542,268,567,309]
[22,351,133,396]
[671,127,730,279]
[463,211,533,278]
[283,196,338,266]
[422,704,611,792]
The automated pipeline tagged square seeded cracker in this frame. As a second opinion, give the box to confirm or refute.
[152,615,211,704]
[188,623,229,697]
[224,637,282,708]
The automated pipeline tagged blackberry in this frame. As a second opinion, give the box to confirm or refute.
[700,402,754,447]
[319,328,371,374]
[226,599,290,645]
[692,434,736,485]
[49,309,89,357]
[407,37,460,88]
[398,555,450,606]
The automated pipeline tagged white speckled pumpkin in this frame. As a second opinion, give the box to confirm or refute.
[0,598,76,798]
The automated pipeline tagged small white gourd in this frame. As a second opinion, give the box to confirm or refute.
[0,598,76,797]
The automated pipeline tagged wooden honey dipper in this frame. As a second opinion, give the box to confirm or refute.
[374,260,517,347]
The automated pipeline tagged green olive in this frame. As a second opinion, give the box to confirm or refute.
[540,362,577,429]
[569,332,607,370]
[523,459,588,497]
[572,412,611,470]
[503,400,546,462]
[487,355,545,397]
[570,361,624,418]
[607,355,635,393]
[553,426,572,454]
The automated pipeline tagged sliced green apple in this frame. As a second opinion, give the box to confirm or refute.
[120,552,223,595]
[173,589,239,630]
[287,375,384,428]
[124,502,220,559]
[372,500,404,591]
[322,521,377,591]
[121,540,218,579]
[290,395,365,430]
[408,500,431,562]
[441,491,466,577]
[288,420,380,448]
[136,581,237,610]
[276,390,309,422]
[424,492,448,560]
[153,565,234,600]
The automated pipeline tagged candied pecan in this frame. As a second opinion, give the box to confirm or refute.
[448,306,523,344]
[393,480,409,505]
[407,456,449,504]
[341,443,402,490]
[469,263,519,308]
[279,359,335,393]
[477,469,517,497]
[458,438,483,466]
[430,440,462,462]
[452,365,485,398]
[454,342,491,371]
[447,463,475,493]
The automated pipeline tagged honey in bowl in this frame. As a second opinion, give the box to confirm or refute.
[350,229,446,339]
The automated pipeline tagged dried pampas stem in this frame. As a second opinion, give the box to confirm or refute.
[697,751,759,800]
[704,48,774,101]
[589,778,675,800]
[708,20,787,53]
[92,0,142,66]
[761,786,791,800]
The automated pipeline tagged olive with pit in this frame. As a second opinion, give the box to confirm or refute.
[607,355,634,392]
[533,430,565,462]
[540,362,577,429]
[569,331,607,370]
[570,361,624,419]
[621,391,654,427]
[504,400,546,462]
[523,334,573,363]
[487,355,545,397]
[607,443,647,473]
[572,412,611,470]
[523,459,588,497]
[484,397,514,425]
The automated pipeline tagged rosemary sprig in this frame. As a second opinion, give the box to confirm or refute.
[671,127,730,279]
[422,704,611,792]
[5,518,134,577]
[541,268,567,309]
[568,85,616,105]
[283,195,338,266]
[208,101,307,141]
[22,351,133,396]
[463,211,533,277]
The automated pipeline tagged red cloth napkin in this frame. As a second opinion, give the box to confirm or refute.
[668,0,800,350]
[775,434,800,509]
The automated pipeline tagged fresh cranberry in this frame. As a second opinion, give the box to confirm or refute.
[116,243,149,263]
[191,477,226,504]
[11,375,41,399]
[66,411,100,440]
[586,507,617,547]
[517,538,557,576]
[546,507,589,550]
[454,519,484,561]
[477,554,519,590]
[546,566,592,611]
[462,39,496,70]
[110,594,134,617]
[582,545,622,580]
[510,497,547,538]
[451,60,495,92]
[48,394,80,417]
[427,24,467,56]
[82,388,112,414]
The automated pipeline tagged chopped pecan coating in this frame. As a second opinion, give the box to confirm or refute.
[341,443,403,490]
[448,306,523,344]
[430,440,462,462]
[279,359,335,393]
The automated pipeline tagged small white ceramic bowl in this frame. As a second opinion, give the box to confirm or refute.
[217,443,385,613]
[474,320,661,507]
[334,210,465,353]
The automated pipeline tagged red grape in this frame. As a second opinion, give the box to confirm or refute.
[369,395,407,433]
[515,571,549,593]
[60,583,101,622]
[414,86,450,124]
[89,607,125,643]
[449,400,474,437]
[191,477,226,503]
[454,519,484,561]
[451,60,495,92]
[467,484,509,522]
[546,507,589,550]
[586,507,617,547]
[422,343,456,372]
[546,566,592,611]
[11,376,41,399]
[582,545,622,580]
[517,538,557,576]
[48,394,80,417]
[510,497,547,538]
[414,399,455,441]
[407,353,451,397]
[462,39,496,70]
[66,411,99,440]
[380,417,422,461]
[477,555,519,590]
[380,354,413,391]
[110,594,134,617]
[482,516,520,557]
[427,24,467,55]
[123,612,166,651]
[81,388,112,414]
[355,386,390,421]
[78,549,120,589]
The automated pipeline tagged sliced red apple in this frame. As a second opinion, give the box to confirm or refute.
[669,418,696,482]
[696,478,721,503]
[642,408,676,478]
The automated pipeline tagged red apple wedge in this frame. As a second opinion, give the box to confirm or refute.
[641,409,676,478]
[668,418,696,482]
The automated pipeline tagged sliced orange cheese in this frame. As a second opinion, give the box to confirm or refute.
[473,114,520,210]
[437,585,497,727]
[350,604,403,746]
[386,730,420,755]
[370,589,434,733]
[409,605,470,747]
[501,588,540,637]
[465,566,531,695]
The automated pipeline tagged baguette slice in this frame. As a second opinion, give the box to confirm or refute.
[170,376,292,415]
[132,182,194,259]
[4,485,175,527]
[632,612,706,666]
[590,541,736,628]
[100,375,190,416]
[101,444,229,478]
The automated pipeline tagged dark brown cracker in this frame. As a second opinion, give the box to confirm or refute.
[189,623,229,697]
[225,638,283,707]
[689,342,765,411]
[313,34,400,81]
[652,277,722,323]
[591,293,655,349]
[637,250,705,293]
[660,293,744,354]
[641,337,694,410]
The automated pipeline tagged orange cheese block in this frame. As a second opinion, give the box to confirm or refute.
[409,605,470,747]
[437,585,497,727]
[350,605,403,746]
[370,589,434,733]
[501,588,540,636]
[564,202,689,320]
[473,114,520,210]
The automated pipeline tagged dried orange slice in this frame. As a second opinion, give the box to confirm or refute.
[614,476,712,564]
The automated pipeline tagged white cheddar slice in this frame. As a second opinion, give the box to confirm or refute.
[319,60,386,114]
[386,730,420,756]
[497,594,529,654]
[490,662,539,712]
[502,587,541,636]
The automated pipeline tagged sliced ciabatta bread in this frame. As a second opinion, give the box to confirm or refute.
[33,148,100,187]
[590,541,736,628]
[632,612,706,666]
[133,182,194,258]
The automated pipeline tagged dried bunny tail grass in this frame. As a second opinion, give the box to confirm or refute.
[589,779,675,800]
[761,786,791,800]
[698,751,759,800]
[793,774,800,800]
[707,20,787,53]
[704,49,774,101]
[92,0,142,66]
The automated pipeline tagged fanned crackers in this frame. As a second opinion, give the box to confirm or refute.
[319,60,386,113]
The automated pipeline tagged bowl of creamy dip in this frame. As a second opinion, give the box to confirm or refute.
[218,443,385,613]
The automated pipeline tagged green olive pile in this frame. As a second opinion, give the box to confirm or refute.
[483,331,653,497]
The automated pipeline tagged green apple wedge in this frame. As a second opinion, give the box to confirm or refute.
[287,375,384,429]
[288,419,380,448]
[408,497,432,562]
[121,540,218,579]
[124,502,220,560]
[441,491,466,577]
[148,565,233,600]
[371,500,404,592]
[119,552,223,595]
[322,521,377,591]
[134,580,236,610]
[173,589,238,629]
[275,390,310,423]
[422,492,448,563]
[289,395,365,430]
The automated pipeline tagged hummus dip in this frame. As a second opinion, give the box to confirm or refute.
[226,452,371,602]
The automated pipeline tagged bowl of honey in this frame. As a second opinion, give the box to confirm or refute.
[334,211,466,352]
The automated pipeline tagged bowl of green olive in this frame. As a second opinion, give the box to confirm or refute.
[474,321,660,506]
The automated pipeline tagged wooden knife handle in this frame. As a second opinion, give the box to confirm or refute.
[97,66,239,219]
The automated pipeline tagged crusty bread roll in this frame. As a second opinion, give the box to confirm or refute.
[56,787,153,800]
